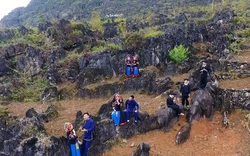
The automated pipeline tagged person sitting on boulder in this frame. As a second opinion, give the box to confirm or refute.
[125,95,139,123]
[167,92,184,116]
[132,55,139,77]
[199,61,211,89]
[112,98,121,126]
[112,94,127,125]
[125,55,132,77]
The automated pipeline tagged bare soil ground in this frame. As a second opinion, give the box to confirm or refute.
[232,50,250,62]
[104,111,250,156]
[6,91,250,156]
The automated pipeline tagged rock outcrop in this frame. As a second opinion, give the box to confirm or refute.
[0,107,69,156]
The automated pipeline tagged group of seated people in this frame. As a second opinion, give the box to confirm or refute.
[111,94,139,126]
[112,61,213,124]
[111,92,187,126]
[125,55,139,78]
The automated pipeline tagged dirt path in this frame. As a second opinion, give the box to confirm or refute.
[232,50,250,62]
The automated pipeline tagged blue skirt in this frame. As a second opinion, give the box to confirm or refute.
[70,143,81,156]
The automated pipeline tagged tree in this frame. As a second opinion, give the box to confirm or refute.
[117,15,127,38]
[89,11,104,34]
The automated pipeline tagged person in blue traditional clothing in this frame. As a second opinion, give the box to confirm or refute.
[80,113,95,156]
[132,55,139,77]
[112,98,121,126]
[125,95,139,123]
[112,94,127,126]
[65,122,81,156]
[125,55,132,77]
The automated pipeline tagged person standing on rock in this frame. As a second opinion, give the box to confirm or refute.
[125,95,139,123]
[80,113,95,156]
[167,92,184,116]
[199,61,211,89]
[180,79,191,108]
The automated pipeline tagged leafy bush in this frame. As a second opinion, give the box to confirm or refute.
[169,45,190,63]
[123,32,145,48]
[107,43,122,50]
[91,46,107,53]
[11,75,48,102]
[89,11,104,34]
[0,107,9,118]
[141,26,164,38]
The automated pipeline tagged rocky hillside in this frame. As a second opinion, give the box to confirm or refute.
[0,0,223,27]
[0,1,250,155]
[0,0,250,103]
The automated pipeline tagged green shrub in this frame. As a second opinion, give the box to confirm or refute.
[169,45,190,63]
[89,11,104,34]
[0,107,9,118]
[107,43,122,50]
[91,46,107,53]
[123,32,144,48]
[11,76,48,102]
[141,26,164,38]
[58,52,82,64]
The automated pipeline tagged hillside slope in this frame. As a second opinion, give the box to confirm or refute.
[0,0,222,27]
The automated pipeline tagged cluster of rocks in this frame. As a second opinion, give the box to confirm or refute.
[218,88,250,111]
[0,106,68,156]
[218,60,250,80]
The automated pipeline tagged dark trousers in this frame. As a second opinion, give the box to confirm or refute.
[182,96,189,106]
[200,75,207,89]
[126,110,138,121]
[168,104,182,115]
[81,140,92,156]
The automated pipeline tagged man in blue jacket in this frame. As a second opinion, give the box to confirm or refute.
[125,95,139,123]
[80,113,95,156]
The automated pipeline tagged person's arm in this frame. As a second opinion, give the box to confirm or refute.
[134,101,139,111]
[80,123,87,132]
[188,85,191,95]
[180,83,183,93]
[167,97,174,106]
[125,100,128,110]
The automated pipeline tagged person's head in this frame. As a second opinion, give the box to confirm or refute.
[184,79,189,84]
[65,122,73,133]
[129,95,134,101]
[202,61,207,67]
[118,98,122,103]
[133,55,138,61]
[169,92,176,98]
[83,112,90,121]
